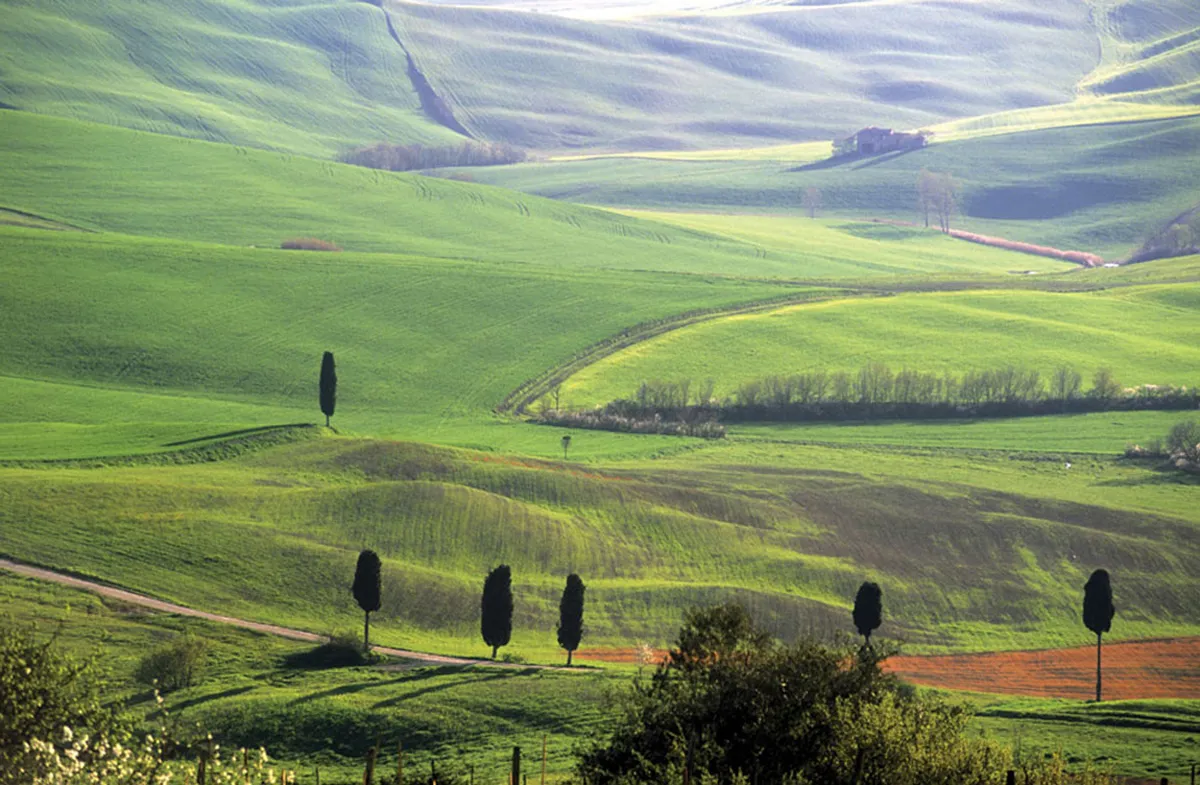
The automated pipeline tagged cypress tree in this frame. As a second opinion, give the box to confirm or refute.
[557,573,585,666]
[1083,569,1115,702]
[852,581,882,647]
[481,565,513,659]
[352,549,381,652]
[319,351,337,428]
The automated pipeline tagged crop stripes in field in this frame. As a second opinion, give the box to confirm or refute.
[496,289,858,415]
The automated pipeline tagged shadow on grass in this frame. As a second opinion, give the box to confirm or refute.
[170,685,257,712]
[164,423,314,447]
[289,664,473,705]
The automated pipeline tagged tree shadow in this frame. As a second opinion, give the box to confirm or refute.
[849,148,922,170]
[163,423,313,447]
[289,664,472,705]
[169,685,257,712]
[370,670,519,709]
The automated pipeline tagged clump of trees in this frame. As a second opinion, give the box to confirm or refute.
[1127,204,1200,264]
[596,365,1198,426]
[1124,418,1200,472]
[535,406,725,439]
[577,603,1016,785]
[340,141,528,172]
[918,169,959,233]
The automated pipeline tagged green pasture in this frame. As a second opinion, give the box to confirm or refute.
[0,0,454,158]
[9,572,1194,782]
[729,411,1195,455]
[2,436,1196,661]
[0,228,794,459]
[469,116,1200,259]
[562,285,1200,406]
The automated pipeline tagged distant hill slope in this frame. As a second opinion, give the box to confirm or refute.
[1,0,1103,154]
[389,0,1099,151]
[0,0,461,157]
[1085,0,1200,104]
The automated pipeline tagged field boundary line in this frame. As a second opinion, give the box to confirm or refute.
[495,288,854,414]
[0,557,547,670]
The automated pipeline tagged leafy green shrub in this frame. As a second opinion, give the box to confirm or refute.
[282,632,372,669]
[135,635,209,693]
[1166,419,1200,462]
[576,603,1099,785]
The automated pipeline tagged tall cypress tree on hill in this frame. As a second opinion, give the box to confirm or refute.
[557,573,585,666]
[319,351,337,428]
[1083,569,1115,702]
[352,549,381,652]
[481,565,513,659]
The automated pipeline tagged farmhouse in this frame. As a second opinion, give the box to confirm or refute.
[834,127,928,156]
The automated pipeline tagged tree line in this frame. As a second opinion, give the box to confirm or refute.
[339,140,528,172]
[580,364,1198,425]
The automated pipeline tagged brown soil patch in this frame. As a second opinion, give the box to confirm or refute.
[885,637,1200,699]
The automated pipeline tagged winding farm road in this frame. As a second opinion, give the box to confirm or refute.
[0,558,529,669]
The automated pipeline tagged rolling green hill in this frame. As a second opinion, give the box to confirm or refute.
[0,0,462,158]
[469,115,1200,258]
[561,285,1200,406]
[3,435,1196,663]
[390,0,1098,151]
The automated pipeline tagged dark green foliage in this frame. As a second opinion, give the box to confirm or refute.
[0,622,123,782]
[135,634,209,693]
[557,574,585,665]
[481,565,513,659]
[1083,569,1115,702]
[352,550,382,651]
[319,351,337,428]
[577,603,1010,785]
[1083,569,1114,637]
[853,581,883,645]
[283,633,372,670]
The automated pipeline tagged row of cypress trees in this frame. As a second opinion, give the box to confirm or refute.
[352,553,588,665]
[481,565,587,664]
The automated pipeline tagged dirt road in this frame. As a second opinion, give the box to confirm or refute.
[0,558,527,669]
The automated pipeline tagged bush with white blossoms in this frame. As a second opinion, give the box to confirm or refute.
[21,727,288,785]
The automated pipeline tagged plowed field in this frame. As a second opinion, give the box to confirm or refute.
[885,637,1200,699]
[579,638,1200,700]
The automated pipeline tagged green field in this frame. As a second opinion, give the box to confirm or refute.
[469,116,1200,259]
[3,1,1200,777]
[563,285,1200,406]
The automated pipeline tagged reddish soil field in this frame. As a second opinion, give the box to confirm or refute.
[579,638,1200,700]
[885,637,1200,700]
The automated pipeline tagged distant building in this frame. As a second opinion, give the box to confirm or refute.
[833,127,928,157]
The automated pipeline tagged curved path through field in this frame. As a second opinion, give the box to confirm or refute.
[0,558,535,670]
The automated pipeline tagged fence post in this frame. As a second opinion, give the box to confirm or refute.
[431,759,437,785]
[1161,778,1169,785]
[1006,772,1015,785]
[1191,762,1196,785]
[541,735,547,785]
[396,743,402,785]
[364,746,378,785]
[511,746,521,785]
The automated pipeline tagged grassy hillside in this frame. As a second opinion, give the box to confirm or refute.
[391,0,1098,151]
[2,436,1196,663]
[469,115,1200,258]
[0,0,462,158]
[0,227,799,458]
[9,572,1196,782]
[561,285,1200,406]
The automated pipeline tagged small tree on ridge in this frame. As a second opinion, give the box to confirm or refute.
[1082,568,1115,702]
[481,565,513,659]
[352,549,382,652]
[319,351,337,428]
[557,573,585,666]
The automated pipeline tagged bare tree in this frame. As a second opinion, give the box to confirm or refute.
[917,170,959,232]
[801,187,823,219]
